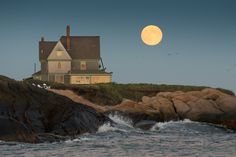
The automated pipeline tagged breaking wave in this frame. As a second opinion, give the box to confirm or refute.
[97,123,125,132]
[108,113,133,128]
[1,114,235,157]
[150,119,193,131]
[98,113,134,133]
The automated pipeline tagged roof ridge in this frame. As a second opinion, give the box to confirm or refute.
[60,36,100,38]
[39,41,57,43]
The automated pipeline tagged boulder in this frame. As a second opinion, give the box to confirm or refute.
[108,88,236,130]
[216,96,236,112]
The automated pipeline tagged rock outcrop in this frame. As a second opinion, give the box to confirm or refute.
[0,76,110,143]
[49,87,236,130]
[107,88,236,130]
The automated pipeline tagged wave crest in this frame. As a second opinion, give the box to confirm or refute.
[108,113,133,128]
[150,119,193,131]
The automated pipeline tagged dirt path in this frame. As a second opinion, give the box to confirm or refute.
[48,89,107,113]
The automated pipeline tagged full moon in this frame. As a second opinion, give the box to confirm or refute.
[141,25,163,46]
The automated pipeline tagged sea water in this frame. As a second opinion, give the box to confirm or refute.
[1,114,236,157]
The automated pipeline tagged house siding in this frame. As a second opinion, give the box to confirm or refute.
[48,61,71,73]
[70,74,111,84]
[87,61,99,70]
[91,75,111,84]
[70,75,90,84]
[41,61,48,74]
[71,60,80,70]
[71,60,99,70]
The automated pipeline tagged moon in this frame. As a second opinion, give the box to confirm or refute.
[141,25,163,46]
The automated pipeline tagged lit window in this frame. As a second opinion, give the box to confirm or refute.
[80,61,86,70]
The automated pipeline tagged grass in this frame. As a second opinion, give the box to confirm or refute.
[24,78,235,106]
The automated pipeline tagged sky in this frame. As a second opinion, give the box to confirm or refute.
[0,0,236,92]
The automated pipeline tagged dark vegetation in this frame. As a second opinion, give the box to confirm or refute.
[25,77,235,106]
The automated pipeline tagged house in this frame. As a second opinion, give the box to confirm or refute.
[32,26,112,84]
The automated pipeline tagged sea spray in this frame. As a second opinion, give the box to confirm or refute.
[1,119,235,156]
[97,113,134,133]
[108,113,133,128]
[65,137,93,144]
[150,119,193,131]
[98,123,127,133]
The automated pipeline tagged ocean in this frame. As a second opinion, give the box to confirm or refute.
[1,114,236,157]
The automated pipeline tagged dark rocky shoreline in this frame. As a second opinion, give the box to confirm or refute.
[0,76,110,143]
[1,75,236,143]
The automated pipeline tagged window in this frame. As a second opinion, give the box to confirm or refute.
[56,51,63,57]
[58,62,61,69]
[80,61,86,70]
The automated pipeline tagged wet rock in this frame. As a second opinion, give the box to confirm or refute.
[0,76,110,143]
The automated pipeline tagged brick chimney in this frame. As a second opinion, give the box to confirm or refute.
[41,37,44,42]
[66,25,70,50]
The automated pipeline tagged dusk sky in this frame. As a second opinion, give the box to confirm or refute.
[0,0,236,92]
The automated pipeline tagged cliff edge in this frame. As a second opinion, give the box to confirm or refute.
[0,76,109,143]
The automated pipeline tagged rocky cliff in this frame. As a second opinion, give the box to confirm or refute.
[0,76,110,143]
[49,87,236,130]
[1,75,236,143]
[107,88,236,130]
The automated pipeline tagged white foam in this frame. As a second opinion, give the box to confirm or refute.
[97,123,127,133]
[150,119,193,131]
[79,137,93,141]
[108,114,133,128]
[64,137,94,144]
[98,123,119,132]
[65,138,80,143]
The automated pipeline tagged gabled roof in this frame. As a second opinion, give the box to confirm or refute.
[60,36,100,59]
[39,41,57,60]
[39,36,100,60]
[47,41,72,60]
